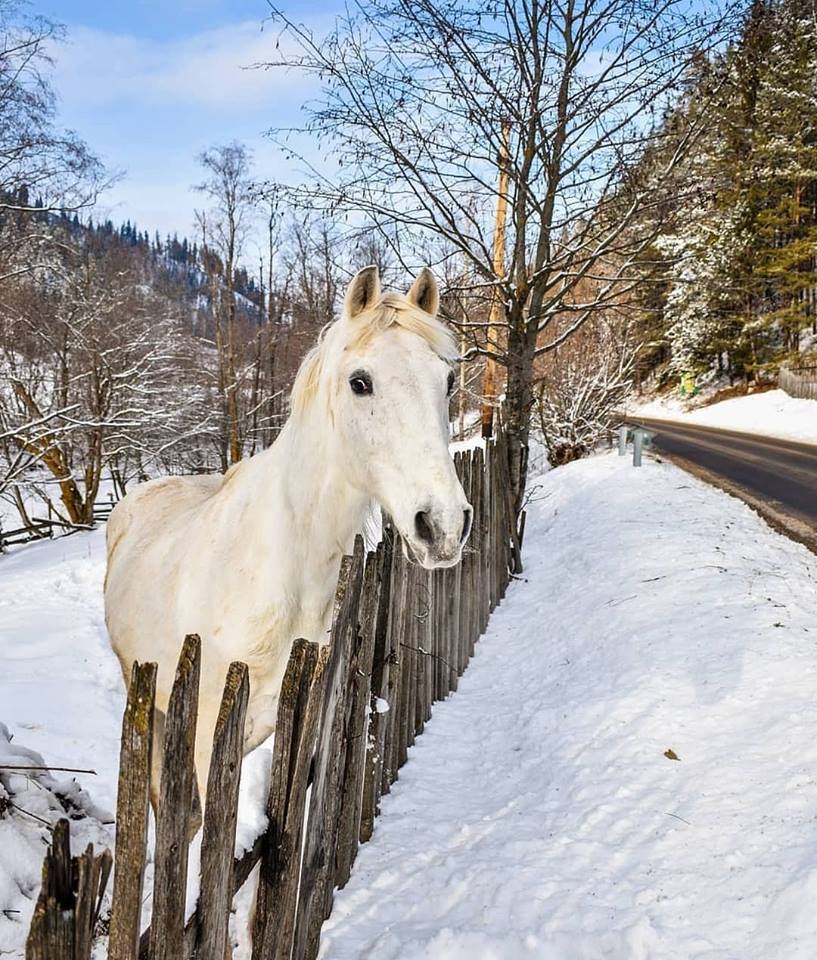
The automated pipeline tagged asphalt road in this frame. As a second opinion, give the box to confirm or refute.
[623,416,817,535]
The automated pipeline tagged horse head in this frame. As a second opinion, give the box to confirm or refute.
[291,265,472,568]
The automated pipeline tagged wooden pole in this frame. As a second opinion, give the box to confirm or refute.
[481,119,511,440]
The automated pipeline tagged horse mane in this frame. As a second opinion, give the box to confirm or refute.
[290,292,457,416]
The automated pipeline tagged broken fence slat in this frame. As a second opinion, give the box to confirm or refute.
[26,819,73,960]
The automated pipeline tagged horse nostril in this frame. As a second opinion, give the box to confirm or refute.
[414,510,435,546]
[461,508,473,545]
[414,510,434,544]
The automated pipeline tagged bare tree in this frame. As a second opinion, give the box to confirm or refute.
[0,230,205,525]
[535,311,637,466]
[195,142,258,466]
[0,0,104,215]
[262,0,736,526]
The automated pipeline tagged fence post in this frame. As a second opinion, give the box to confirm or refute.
[252,638,327,960]
[149,635,200,960]
[334,549,380,888]
[108,661,157,960]
[197,662,250,960]
[360,536,393,842]
[293,539,365,960]
[381,539,408,793]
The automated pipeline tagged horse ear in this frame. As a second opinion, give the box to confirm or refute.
[345,265,381,319]
[407,267,439,316]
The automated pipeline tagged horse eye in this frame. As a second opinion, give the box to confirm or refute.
[349,372,373,396]
[447,369,455,396]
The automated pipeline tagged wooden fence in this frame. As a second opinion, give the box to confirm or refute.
[26,431,518,960]
[779,364,817,401]
[0,499,116,552]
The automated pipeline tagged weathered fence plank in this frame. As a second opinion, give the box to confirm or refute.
[74,845,100,960]
[253,638,328,960]
[108,661,157,960]
[149,635,201,960]
[360,536,393,842]
[334,548,380,888]
[381,539,408,793]
[293,538,365,960]
[409,564,424,737]
[26,820,110,960]
[197,662,250,960]
[435,567,448,700]
[400,561,416,758]
[425,567,436,710]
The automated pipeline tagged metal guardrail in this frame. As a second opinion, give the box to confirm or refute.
[618,424,655,466]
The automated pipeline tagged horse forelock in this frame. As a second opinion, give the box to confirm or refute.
[290,293,456,416]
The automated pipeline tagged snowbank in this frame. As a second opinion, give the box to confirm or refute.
[0,530,272,957]
[322,453,817,960]
[628,388,817,444]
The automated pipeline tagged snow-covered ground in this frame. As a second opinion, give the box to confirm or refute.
[0,529,269,956]
[627,387,817,445]
[322,454,817,960]
[2,452,817,958]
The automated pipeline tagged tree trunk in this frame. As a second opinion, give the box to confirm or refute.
[502,311,537,540]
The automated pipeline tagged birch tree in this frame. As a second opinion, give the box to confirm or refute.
[196,143,258,466]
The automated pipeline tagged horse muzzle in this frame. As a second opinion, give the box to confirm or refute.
[406,502,472,569]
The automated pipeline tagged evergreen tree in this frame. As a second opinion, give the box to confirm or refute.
[642,0,817,381]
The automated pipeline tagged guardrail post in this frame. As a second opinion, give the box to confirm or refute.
[632,429,643,466]
[618,425,628,456]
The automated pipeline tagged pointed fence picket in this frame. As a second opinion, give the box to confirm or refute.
[25,423,519,960]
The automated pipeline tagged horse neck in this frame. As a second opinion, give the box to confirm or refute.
[253,408,370,574]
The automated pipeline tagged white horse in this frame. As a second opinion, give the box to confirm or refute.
[104,265,472,808]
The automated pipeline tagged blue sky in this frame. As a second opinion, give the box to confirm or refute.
[41,0,329,245]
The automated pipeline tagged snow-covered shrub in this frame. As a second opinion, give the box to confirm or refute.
[0,723,112,954]
[535,317,636,467]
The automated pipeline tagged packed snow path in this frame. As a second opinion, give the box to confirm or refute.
[321,454,817,960]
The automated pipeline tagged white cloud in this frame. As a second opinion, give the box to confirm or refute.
[53,19,317,114]
[46,17,330,240]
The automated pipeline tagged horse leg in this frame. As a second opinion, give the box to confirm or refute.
[150,707,166,816]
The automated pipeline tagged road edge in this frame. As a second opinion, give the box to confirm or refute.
[622,413,817,455]
[653,450,817,557]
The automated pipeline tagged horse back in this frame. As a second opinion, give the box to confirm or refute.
[105,474,222,573]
